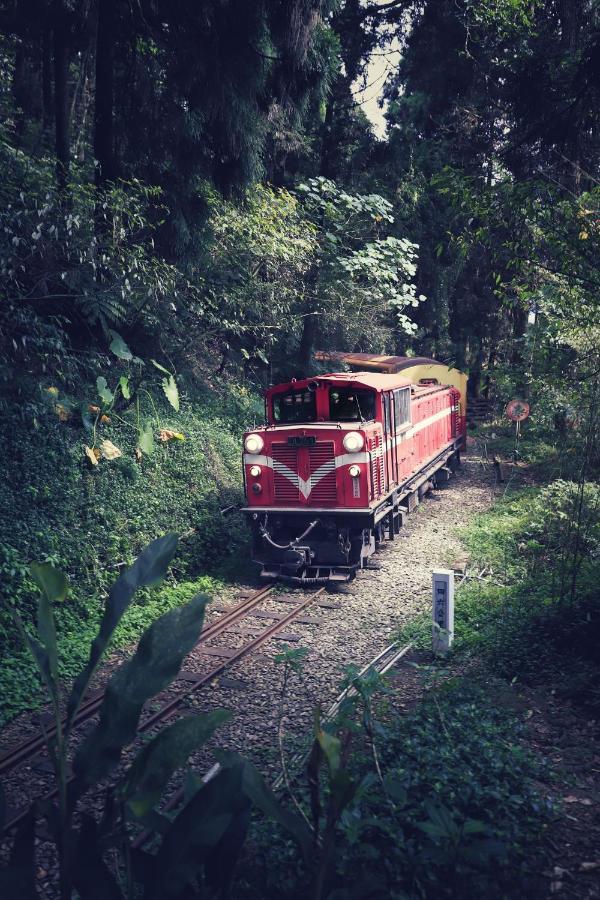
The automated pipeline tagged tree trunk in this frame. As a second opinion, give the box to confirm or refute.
[53,4,70,188]
[298,307,318,376]
[94,0,117,184]
[12,41,27,135]
[42,28,53,132]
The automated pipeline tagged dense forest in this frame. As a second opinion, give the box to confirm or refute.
[1,1,600,898]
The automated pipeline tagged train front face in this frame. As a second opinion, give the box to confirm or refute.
[242,376,379,583]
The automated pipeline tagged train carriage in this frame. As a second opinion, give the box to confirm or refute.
[242,354,467,584]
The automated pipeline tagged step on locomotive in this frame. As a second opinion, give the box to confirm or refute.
[242,353,467,584]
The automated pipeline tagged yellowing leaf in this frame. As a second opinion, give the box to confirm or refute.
[579,231,589,240]
[85,446,100,466]
[135,447,143,463]
[158,429,185,442]
[100,414,111,425]
[55,403,72,422]
[100,439,122,460]
[46,386,59,396]
[88,404,101,415]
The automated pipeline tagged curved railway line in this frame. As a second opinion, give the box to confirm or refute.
[0,582,334,834]
[1,455,491,859]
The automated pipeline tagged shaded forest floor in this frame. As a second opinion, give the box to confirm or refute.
[520,683,600,898]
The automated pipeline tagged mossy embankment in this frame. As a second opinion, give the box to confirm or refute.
[0,366,261,725]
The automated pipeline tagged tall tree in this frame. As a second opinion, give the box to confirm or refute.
[94,0,117,183]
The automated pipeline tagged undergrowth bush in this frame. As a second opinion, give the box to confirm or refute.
[242,678,553,899]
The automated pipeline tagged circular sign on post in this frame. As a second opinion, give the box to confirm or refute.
[505,399,530,422]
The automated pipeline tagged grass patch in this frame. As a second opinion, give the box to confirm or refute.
[400,479,600,715]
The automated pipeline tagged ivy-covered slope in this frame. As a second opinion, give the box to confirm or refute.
[0,368,259,726]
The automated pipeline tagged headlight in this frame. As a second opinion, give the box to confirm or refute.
[349,464,360,478]
[244,434,264,454]
[343,431,364,453]
[250,465,262,477]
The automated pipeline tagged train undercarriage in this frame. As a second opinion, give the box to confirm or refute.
[245,445,461,585]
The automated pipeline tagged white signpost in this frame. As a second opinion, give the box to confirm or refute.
[432,569,455,654]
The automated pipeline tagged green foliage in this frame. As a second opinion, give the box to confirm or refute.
[297,176,423,349]
[0,144,178,336]
[1,540,310,900]
[0,374,253,727]
[242,679,553,899]
[451,481,600,713]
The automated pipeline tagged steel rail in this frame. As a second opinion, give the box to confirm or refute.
[130,586,325,850]
[1,586,323,835]
[272,640,413,793]
[0,583,274,777]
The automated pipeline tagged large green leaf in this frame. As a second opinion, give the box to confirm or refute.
[316,727,341,777]
[29,563,68,603]
[118,375,131,400]
[138,422,154,455]
[205,807,251,898]
[66,534,179,731]
[30,563,66,686]
[14,616,57,704]
[108,330,133,362]
[216,750,313,860]
[123,711,231,818]
[96,376,114,405]
[161,375,179,412]
[144,764,249,899]
[71,593,207,797]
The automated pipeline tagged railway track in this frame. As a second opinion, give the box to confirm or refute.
[1,583,330,834]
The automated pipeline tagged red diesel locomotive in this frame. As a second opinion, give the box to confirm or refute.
[242,354,467,583]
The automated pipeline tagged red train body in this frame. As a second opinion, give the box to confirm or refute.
[242,365,465,583]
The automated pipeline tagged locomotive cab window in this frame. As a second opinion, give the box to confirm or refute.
[393,387,411,431]
[273,389,317,423]
[329,388,375,422]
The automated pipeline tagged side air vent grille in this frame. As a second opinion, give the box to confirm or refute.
[369,433,385,499]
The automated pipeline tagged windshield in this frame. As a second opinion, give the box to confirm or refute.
[272,389,317,423]
[329,388,375,422]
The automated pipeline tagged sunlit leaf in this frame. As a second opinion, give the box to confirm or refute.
[96,376,114,405]
[100,439,122,460]
[150,358,170,375]
[85,446,100,466]
[29,563,68,603]
[119,375,131,400]
[161,375,179,411]
[158,429,185,442]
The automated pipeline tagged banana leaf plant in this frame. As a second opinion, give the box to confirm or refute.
[0,535,311,899]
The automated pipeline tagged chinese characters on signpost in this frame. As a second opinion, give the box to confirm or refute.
[432,569,455,654]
